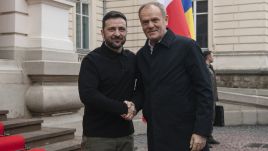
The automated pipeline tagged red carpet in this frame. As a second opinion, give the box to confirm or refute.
[0,122,46,151]
[0,122,4,136]
[0,135,25,151]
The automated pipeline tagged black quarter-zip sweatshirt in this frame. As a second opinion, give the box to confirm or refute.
[78,43,136,137]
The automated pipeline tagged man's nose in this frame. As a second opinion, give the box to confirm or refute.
[148,21,154,28]
[114,29,120,36]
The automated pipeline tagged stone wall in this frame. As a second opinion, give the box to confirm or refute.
[216,71,268,88]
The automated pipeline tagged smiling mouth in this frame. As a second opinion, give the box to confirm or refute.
[113,40,123,45]
[148,30,157,34]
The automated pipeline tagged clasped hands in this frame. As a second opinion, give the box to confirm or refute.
[121,101,136,120]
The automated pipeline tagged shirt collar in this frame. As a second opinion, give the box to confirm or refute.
[100,42,126,58]
[146,28,175,51]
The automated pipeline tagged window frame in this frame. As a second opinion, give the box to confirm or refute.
[192,0,208,51]
[76,0,90,51]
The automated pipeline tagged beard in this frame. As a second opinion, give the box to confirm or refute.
[104,36,126,50]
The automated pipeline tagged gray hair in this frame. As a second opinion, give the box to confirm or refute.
[138,2,166,18]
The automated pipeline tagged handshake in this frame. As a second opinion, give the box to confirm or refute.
[121,101,137,120]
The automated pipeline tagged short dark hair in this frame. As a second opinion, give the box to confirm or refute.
[102,11,127,29]
[203,50,212,58]
[138,2,166,18]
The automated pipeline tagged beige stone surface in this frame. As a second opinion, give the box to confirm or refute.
[225,111,243,125]
[24,61,80,75]
[0,83,29,118]
[242,110,257,125]
[41,109,84,136]
[257,110,268,124]
[26,83,83,113]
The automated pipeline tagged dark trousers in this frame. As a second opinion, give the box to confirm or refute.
[81,135,133,151]
[210,100,216,136]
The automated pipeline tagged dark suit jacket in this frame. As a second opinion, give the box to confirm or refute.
[134,29,213,151]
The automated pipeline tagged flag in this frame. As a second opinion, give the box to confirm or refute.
[158,0,195,39]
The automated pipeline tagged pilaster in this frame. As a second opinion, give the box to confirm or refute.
[24,0,82,115]
[0,0,30,118]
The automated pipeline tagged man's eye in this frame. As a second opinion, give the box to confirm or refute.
[142,22,149,25]
[152,19,159,23]
[119,28,126,32]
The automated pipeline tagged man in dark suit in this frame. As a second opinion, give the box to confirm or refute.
[133,2,213,151]
[203,50,220,146]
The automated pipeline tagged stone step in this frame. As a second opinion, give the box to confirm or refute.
[219,87,268,97]
[1,118,43,135]
[22,127,76,148]
[217,102,268,125]
[38,138,81,151]
[0,110,9,121]
[218,91,268,108]
[218,87,268,125]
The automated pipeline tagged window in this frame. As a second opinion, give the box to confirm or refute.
[193,0,208,49]
[76,0,89,49]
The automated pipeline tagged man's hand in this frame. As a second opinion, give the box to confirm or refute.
[190,133,207,151]
[121,101,136,120]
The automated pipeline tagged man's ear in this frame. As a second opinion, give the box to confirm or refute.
[101,29,104,39]
[165,15,169,26]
